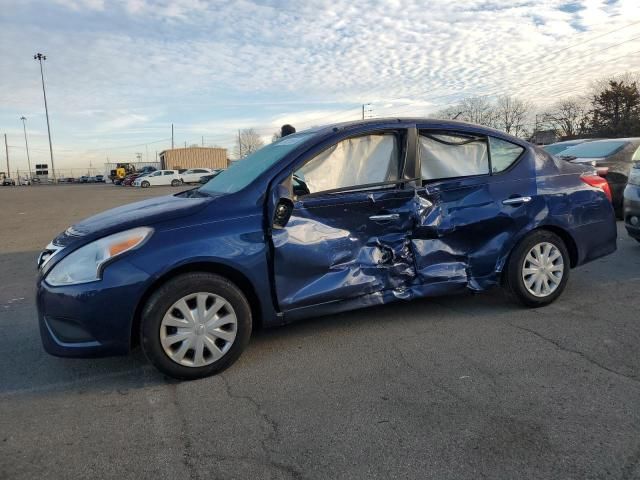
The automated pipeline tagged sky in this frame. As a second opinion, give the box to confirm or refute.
[0,0,639,175]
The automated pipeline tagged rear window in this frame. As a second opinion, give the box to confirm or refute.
[559,140,627,158]
[543,143,574,155]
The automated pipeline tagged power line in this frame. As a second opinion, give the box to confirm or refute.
[284,18,640,129]
[380,48,640,118]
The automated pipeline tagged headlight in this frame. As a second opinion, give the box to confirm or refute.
[46,227,153,286]
[629,163,640,186]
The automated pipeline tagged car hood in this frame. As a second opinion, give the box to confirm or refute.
[52,193,211,247]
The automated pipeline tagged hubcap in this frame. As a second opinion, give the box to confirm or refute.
[522,242,564,298]
[160,292,237,367]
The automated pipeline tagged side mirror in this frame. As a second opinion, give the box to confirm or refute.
[273,199,294,229]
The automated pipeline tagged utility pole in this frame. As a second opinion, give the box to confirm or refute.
[238,130,242,159]
[4,134,9,178]
[201,136,204,147]
[34,53,56,181]
[171,123,174,149]
[20,116,33,181]
[362,103,372,120]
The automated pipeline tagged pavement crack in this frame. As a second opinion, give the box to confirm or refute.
[621,444,640,480]
[509,323,640,385]
[167,382,200,480]
[219,375,304,480]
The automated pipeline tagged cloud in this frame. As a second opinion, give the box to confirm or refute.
[1,0,640,169]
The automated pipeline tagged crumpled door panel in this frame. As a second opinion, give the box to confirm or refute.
[272,189,417,311]
[410,181,506,291]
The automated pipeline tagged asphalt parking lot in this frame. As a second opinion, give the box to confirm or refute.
[0,184,639,480]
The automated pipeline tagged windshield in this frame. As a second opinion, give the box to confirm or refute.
[543,143,578,155]
[199,132,315,194]
[559,140,627,158]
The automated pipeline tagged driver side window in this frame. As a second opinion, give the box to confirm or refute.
[293,134,400,196]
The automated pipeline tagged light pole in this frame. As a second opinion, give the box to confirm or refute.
[34,53,56,181]
[20,116,33,182]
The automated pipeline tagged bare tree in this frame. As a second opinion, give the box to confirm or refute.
[432,105,464,120]
[495,95,532,137]
[542,97,590,139]
[458,97,498,127]
[272,131,281,143]
[433,97,498,127]
[234,128,264,159]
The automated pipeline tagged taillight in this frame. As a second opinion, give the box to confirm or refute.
[581,174,612,202]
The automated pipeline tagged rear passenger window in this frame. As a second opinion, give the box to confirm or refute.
[489,137,524,173]
[419,133,489,181]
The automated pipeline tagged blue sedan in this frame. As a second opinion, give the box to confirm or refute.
[37,119,616,379]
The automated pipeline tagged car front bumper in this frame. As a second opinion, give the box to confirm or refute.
[623,183,640,239]
[37,258,151,357]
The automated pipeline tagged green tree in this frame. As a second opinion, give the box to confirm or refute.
[589,80,640,137]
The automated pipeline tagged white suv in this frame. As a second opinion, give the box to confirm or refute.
[133,170,182,188]
[180,168,215,184]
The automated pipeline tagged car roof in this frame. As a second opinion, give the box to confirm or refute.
[548,139,591,146]
[300,117,528,145]
[580,137,640,145]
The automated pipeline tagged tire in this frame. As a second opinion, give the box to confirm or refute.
[171,179,181,187]
[141,180,150,188]
[140,272,252,380]
[505,230,570,308]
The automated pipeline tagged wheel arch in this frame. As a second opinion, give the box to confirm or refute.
[501,224,579,281]
[130,261,263,348]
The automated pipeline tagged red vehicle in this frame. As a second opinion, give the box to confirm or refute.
[121,173,142,186]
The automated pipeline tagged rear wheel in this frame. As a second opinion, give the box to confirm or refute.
[171,179,181,187]
[140,272,252,380]
[506,230,570,307]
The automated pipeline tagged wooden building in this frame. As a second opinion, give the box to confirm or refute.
[159,147,229,170]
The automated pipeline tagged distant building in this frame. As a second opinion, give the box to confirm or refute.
[159,147,228,170]
[529,130,558,145]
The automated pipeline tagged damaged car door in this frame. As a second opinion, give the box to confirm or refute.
[270,129,418,313]
[411,129,534,293]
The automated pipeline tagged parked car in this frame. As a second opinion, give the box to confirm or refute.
[557,137,640,217]
[623,161,640,242]
[2,177,16,186]
[36,119,617,379]
[542,139,592,156]
[132,169,182,187]
[95,175,105,183]
[79,175,89,183]
[180,168,216,184]
[121,173,142,186]
[199,170,222,184]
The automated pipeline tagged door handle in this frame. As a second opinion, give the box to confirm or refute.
[502,196,532,205]
[369,213,400,221]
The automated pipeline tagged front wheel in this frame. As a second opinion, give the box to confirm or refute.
[140,272,252,380]
[141,180,150,188]
[505,230,570,307]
